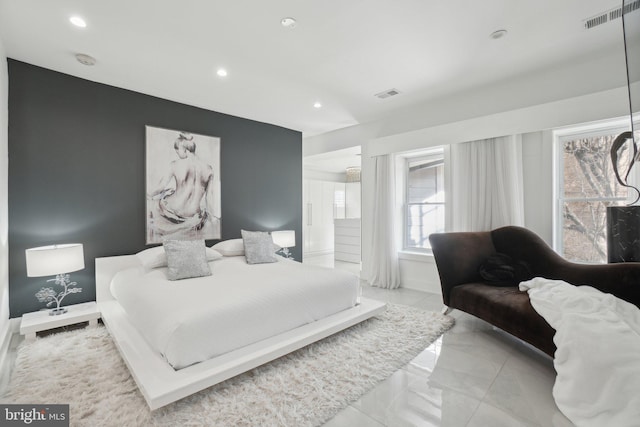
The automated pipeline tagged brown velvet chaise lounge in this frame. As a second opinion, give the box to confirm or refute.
[429,226,640,357]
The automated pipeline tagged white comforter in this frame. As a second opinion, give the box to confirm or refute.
[111,257,358,369]
[519,277,640,427]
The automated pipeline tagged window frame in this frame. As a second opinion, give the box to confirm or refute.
[553,117,634,260]
[402,148,446,253]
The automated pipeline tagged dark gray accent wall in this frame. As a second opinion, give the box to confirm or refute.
[8,60,302,318]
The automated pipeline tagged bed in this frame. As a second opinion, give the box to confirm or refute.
[96,253,386,410]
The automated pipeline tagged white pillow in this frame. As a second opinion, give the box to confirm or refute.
[136,245,222,269]
[211,237,282,257]
[211,239,245,257]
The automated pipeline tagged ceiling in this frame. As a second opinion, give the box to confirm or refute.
[0,0,625,137]
[304,146,361,174]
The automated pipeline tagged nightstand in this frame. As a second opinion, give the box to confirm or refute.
[20,301,101,341]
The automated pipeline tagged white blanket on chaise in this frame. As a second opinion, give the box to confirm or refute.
[519,277,640,427]
[111,256,358,369]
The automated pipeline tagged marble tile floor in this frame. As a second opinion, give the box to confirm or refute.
[321,286,573,427]
[303,253,571,426]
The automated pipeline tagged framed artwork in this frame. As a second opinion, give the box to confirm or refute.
[145,126,221,244]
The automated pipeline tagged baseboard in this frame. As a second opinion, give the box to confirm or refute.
[303,250,334,258]
[0,318,20,393]
[401,278,442,295]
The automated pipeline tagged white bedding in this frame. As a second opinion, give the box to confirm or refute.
[110,256,358,369]
[519,277,640,427]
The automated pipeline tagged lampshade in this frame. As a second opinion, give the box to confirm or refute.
[271,230,295,248]
[25,244,85,277]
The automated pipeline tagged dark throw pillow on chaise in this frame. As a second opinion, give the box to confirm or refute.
[478,253,533,286]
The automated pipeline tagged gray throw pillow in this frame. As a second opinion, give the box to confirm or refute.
[241,230,277,264]
[163,239,212,280]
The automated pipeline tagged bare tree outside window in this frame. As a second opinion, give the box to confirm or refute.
[561,134,631,263]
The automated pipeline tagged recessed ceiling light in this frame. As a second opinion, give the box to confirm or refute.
[313,102,322,109]
[216,68,228,77]
[75,53,96,66]
[490,29,508,40]
[69,16,87,28]
[281,17,297,28]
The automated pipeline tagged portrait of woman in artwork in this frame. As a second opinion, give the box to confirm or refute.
[146,126,221,244]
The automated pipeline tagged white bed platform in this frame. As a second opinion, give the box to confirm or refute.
[96,255,386,410]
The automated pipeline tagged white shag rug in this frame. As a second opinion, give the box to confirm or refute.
[4,303,454,427]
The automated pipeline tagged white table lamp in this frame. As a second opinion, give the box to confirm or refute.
[271,230,295,259]
[26,244,85,315]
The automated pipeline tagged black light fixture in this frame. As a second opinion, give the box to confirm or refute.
[606,0,640,263]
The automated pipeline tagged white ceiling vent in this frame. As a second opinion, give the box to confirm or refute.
[584,0,640,29]
[374,88,401,99]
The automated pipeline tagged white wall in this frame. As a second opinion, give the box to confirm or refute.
[366,87,629,157]
[359,87,630,291]
[384,132,556,294]
[304,39,631,294]
[0,37,11,378]
[314,79,630,294]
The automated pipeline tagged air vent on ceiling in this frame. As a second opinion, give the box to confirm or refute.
[374,88,401,99]
[584,0,640,29]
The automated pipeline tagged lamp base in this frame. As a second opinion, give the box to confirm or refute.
[49,307,68,316]
[606,206,640,262]
[280,247,293,259]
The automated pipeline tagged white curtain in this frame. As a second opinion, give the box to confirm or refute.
[450,135,524,231]
[369,155,401,289]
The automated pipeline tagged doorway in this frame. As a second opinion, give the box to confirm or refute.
[302,146,361,275]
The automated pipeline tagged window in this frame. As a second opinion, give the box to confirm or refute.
[555,120,632,263]
[404,151,445,251]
